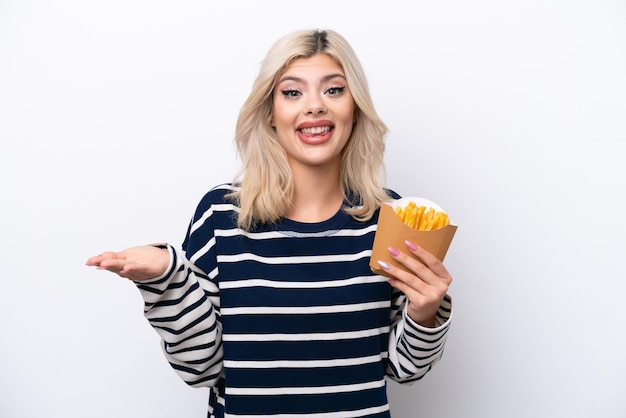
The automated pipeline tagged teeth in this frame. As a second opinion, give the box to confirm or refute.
[300,126,331,134]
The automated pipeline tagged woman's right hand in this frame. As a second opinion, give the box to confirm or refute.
[85,245,170,281]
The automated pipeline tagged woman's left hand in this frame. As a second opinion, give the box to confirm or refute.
[378,240,452,327]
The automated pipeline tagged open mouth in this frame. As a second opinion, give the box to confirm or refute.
[298,125,333,135]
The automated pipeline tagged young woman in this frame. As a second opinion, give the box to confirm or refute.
[86,28,453,418]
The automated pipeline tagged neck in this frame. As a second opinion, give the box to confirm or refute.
[286,163,344,223]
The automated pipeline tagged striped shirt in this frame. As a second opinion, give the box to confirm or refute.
[136,183,452,418]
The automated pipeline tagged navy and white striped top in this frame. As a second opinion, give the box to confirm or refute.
[137,183,452,418]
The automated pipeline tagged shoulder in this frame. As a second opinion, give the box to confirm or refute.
[196,182,240,208]
[188,183,241,224]
[384,188,402,200]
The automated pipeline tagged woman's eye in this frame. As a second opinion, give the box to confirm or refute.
[280,89,301,98]
[326,86,345,96]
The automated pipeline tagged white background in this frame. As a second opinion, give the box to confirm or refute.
[1,1,625,417]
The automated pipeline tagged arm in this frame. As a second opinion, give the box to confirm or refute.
[386,290,452,383]
[377,240,453,383]
[134,244,223,387]
[85,244,223,387]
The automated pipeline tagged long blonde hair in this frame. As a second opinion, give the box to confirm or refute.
[230,29,390,231]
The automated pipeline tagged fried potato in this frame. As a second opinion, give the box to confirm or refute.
[395,201,450,231]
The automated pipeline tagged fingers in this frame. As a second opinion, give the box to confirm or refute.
[376,240,452,325]
[87,258,141,280]
[85,251,132,277]
[390,241,451,286]
[85,245,170,281]
[377,259,419,296]
[85,251,121,267]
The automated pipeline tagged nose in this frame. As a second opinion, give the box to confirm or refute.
[305,95,327,115]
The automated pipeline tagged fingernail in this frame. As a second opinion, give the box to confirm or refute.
[404,240,418,251]
[377,260,391,270]
[387,246,400,257]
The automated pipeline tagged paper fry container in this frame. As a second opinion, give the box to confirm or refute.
[369,197,458,277]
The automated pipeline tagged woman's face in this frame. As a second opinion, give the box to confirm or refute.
[272,54,355,173]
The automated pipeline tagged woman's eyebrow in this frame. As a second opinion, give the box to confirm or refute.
[278,73,347,84]
[321,73,347,82]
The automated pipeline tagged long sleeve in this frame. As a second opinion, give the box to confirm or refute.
[386,290,452,384]
[128,183,454,416]
[134,244,223,387]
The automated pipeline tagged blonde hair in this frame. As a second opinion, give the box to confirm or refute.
[230,29,390,231]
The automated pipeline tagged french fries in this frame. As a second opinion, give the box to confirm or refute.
[394,201,450,231]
